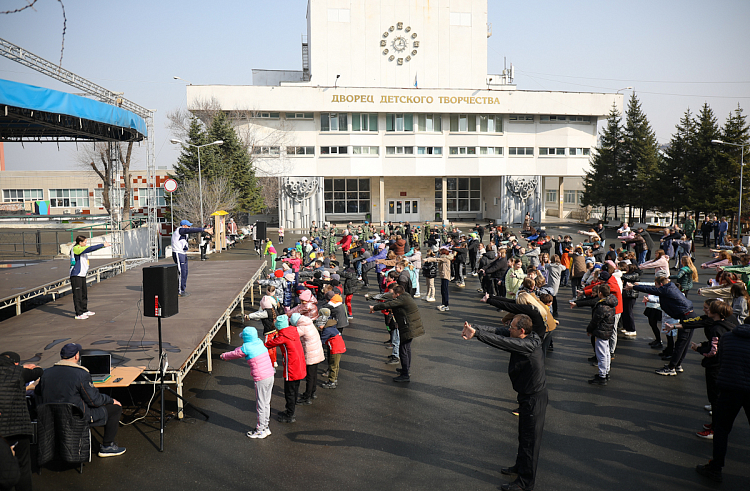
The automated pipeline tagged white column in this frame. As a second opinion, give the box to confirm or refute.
[442,176,448,225]
[558,177,564,221]
[379,176,385,225]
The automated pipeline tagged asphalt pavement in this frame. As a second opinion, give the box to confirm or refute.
[29,224,749,490]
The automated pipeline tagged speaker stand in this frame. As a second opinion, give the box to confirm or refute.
[154,316,209,452]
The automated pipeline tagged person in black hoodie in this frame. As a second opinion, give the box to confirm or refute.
[671,300,737,440]
[575,284,617,385]
[700,218,713,248]
[637,227,656,261]
[483,249,509,297]
[695,322,750,483]
[478,246,498,295]
[461,314,546,491]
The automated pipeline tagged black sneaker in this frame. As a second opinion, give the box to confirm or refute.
[650,343,664,350]
[648,339,661,346]
[695,462,723,482]
[393,374,410,383]
[277,413,296,423]
[500,466,518,476]
[588,374,608,386]
[386,357,401,365]
[296,396,312,405]
[587,356,597,363]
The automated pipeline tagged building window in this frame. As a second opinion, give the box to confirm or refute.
[2,189,43,202]
[479,147,503,155]
[251,146,280,156]
[435,177,480,212]
[135,188,166,207]
[577,190,585,204]
[385,113,413,132]
[94,188,127,208]
[321,113,348,132]
[320,146,348,155]
[449,12,472,26]
[385,146,414,155]
[449,146,476,155]
[539,147,565,156]
[49,189,89,208]
[570,116,592,123]
[564,190,577,204]
[449,114,476,132]
[324,178,369,214]
[417,114,442,132]
[509,115,534,122]
[352,146,379,155]
[327,8,350,22]
[417,146,443,155]
[509,147,534,156]
[569,148,591,156]
[285,112,314,119]
[253,112,280,119]
[546,190,557,203]
[541,115,577,122]
[287,146,315,156]
[479,114,503,133]
[352,113,378,131]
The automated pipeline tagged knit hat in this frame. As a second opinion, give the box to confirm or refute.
[331,273,340,281]
[274,269,284,278]
[325,290,336,300]
[289,313,302,326]
[275,314,289,330]
[284,273,295,281]
[322,270,331,278]
[315,308,331,328]
[299,289,313,302]
[599,271,611,281]
[60,343,82,359]
[239,327,267,359]
[259,295,277,310]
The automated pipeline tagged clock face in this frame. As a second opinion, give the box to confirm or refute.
[381,23,418,64]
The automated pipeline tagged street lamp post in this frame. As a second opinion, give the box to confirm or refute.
[170,139,223,225]
[712,139,749,241]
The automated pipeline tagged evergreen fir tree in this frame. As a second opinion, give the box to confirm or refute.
[171,116,215,184]
[207,111,264,213]
[621,92,661,221]
[662,108,696,217]
[719,105,750,231]
[582,104,625,219]
[689,103,724,215]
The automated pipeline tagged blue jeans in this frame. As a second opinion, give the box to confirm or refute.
[637,251,647,265]
[392,328,400,357]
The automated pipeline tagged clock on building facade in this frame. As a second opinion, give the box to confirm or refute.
[380,22,419,65]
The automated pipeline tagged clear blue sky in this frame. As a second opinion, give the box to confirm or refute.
[1,0,749,171]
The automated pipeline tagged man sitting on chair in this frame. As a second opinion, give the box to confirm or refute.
[35,343,126,457]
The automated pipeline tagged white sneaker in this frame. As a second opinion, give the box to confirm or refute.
[84,311,96,316]
[622,331,636,337]
[426,297,436,302]
[413,293,421,298]
[75,314,89,320]
[246,428,261,438]
[248,427,271,439]
[704,404,712,411]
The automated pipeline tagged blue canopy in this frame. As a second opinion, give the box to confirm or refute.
[0,78,147,142]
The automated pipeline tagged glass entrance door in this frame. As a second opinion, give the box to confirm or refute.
[387,199,420,222]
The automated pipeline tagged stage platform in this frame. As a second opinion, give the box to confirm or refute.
[0,258,267,416]
[0,258,126,315]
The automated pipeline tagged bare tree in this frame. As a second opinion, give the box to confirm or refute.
[73,141,135,228]
[256,176,280,214]
[172,176,239,227]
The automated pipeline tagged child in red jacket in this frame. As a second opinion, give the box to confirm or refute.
[317,308,346,389]
[264,314,306,423]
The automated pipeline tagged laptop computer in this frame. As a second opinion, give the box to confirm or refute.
[80,353,112,383]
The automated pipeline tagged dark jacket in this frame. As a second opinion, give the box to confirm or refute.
[633,281,694,320]
[339,269,358,296]
[486,296,547,339]
[473,326,545,395]
[623,234,646,255]
[485,255,509,279]
[681,316,737,368]
[716,324,750,391]
[641,231,656,252]
[585,295,618,340]
[34,360,113,426]
[0,358,42,437]
[620,270,642,299]
[372,293,424,341]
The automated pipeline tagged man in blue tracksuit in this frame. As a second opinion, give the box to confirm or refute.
[70,235,111,319]
[171,219,213,297]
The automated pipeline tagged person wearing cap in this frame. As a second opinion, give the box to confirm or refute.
[220,327,275,439]
[1,351,43,489]
[69,235,111,320]
[264,315,306,423]
[171,219,213,297]
[34,343,126,457]
[324,289,349,335]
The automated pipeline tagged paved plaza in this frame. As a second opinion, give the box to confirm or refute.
[29,225,750,490]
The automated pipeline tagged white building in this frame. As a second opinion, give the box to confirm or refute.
[186,0,621,229]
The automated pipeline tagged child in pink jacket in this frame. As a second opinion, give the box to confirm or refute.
[220,326,275,439]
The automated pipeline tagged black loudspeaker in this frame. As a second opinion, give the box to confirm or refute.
[254,221,267,241]
[143,264,179,318]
